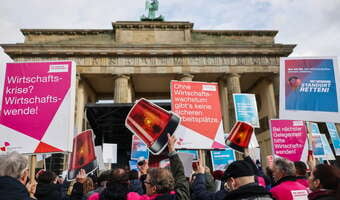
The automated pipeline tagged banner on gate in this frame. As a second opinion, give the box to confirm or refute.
[270,119,308,162]
[0,61,76,154]
[171,81,225,149]
[280,57,340,122]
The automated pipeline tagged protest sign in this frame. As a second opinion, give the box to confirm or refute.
[0,61,76,154]
[320,134,335,160]
[306,122,320,134]
[129,160,138,170]
[280,57,340,122]
[171,81,225,149]
[233,94,260,127]
[326,122,340,155]
[95,146,105,171]
[126,98,180,155]
[103,143,117,163]
[210,148,236,171]
[68,130,97,180]
[177,149,199,161]
[131,135,149,160]
[177,152,194,177]
[270,119,308,162]
[311,134,325,158]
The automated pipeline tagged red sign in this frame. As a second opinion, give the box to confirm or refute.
[171,81,225,149]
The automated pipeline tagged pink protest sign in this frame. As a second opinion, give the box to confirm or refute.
[0,61,76,154]
[270,119,308,162]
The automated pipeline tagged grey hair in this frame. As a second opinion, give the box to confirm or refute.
[274,158,296,176]
[0,151,28,179]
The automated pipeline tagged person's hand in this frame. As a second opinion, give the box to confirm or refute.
[197,160,205,174]
[167,133,177,153]
[138,160,149,175]
[57,176,64,184]
[76,169,87,184]
[307,153,316,171]
[26,179,37,199]
[244,148,249,157]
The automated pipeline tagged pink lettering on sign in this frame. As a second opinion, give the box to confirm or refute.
[0,62,71,141]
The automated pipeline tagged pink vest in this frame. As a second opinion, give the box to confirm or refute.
[258,176,266,187]
[296,178,309,188]
[270,180,308,200]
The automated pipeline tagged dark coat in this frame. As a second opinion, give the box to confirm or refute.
[35,183,63,200]
[0,176,33,200]
[155,152,190,200]
[128,179,144,194]
[308,190,337,200]
[224,183,274,200]
[191,173,227,200]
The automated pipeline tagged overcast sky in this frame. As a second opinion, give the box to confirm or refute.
[1,0,340,67]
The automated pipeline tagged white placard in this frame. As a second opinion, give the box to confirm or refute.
[95,146,105,170]
[177,152,194,178]
[103,143,117,164]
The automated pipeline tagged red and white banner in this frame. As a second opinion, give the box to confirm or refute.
[171,81,225,149]
[0,61,76,154]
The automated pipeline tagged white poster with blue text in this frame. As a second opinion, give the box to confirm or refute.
[280,57,340,122]
[326,122,340,155]
[210,148,236,171]
[233,94,260,128]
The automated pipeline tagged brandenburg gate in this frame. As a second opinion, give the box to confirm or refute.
[1,21,295,165]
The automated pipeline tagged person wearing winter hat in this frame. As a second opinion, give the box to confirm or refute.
[222,160,274,200]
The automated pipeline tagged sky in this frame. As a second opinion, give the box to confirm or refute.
[0,0,340,68]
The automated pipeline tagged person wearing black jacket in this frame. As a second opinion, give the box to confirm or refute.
[0,151,37,200]
[35,170,63,200]
[222,159,274,200]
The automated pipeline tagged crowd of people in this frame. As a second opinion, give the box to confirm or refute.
[0,134,340,200]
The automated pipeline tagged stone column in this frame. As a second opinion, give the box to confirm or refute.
[113,74,132,103]
[218,76,231,132]
[226,73,241,127]
[272,73,280,117]
[178,73,194,81]
[75,78,86,133]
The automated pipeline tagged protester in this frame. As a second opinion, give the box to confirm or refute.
[270,158,308,200]
[307,155,340,200]
[35,170,63,200]
[98,168,129,200]
[128,169,144,194]
[87,169,112,199]
[223,159,274,200]
[294,161,309,188]
[191,162,228,200]
[0,151,37,200]
[70,169,88,200]
[82,177,95,200]
[191,166,216,193]
[127,133,190,200]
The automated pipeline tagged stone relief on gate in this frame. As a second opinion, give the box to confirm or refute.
[15,56,279,66]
